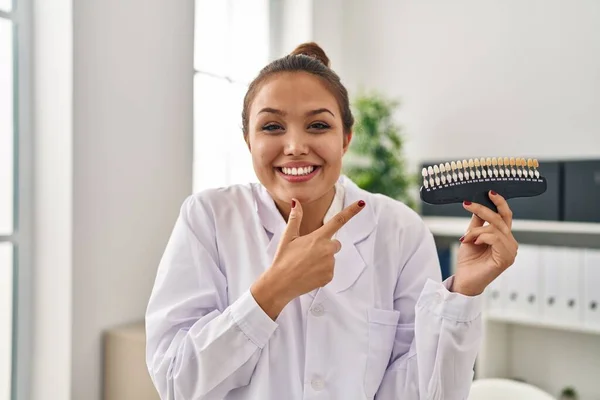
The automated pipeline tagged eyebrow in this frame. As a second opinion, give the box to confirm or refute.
[258,107,335,117]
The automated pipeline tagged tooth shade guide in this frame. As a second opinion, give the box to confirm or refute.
[420,158,547,213]
[421,157,546,188]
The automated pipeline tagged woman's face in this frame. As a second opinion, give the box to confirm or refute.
[246,71,351,206]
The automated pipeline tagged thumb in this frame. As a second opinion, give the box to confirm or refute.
[280,199,303,245]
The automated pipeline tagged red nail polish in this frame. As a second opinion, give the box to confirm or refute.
[291,200,296,208]
[358,200,365,208]
[463,200,472,206]
[490,190,497,195]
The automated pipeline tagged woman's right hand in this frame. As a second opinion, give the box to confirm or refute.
[251,199,366,320]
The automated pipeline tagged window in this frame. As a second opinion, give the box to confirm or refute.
[1,0,31,398]
[0,1,15,399]
[193,0,270,192]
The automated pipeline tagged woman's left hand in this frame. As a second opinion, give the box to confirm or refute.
[453,190,519,296]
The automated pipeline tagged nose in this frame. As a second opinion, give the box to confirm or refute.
[283,129,309,156]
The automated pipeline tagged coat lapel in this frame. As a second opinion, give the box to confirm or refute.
[252,176,377,295]
[324,176,376,294]
[252,183,285,263]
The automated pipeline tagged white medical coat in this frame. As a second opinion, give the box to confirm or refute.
[145,176,483,400]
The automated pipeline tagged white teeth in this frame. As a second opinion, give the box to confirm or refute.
[281,166,315,176]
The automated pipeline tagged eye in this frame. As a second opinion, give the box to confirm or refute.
[309,122,331,131]
[262,123,283,133]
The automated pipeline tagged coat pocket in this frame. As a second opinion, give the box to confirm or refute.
[364,308,401,398]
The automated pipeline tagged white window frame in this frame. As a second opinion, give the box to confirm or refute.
[1,0,33,399]
[193,0,278,192]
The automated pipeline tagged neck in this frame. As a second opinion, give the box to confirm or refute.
[275,186,336,236]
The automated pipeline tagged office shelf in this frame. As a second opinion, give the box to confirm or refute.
[484,312,600,336]
[422,216,600,249]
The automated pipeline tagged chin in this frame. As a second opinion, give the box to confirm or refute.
[277,184,333,206]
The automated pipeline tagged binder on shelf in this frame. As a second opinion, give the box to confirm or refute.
[583,249,600,328]
[540,246,584,326]
[484,269,505,315]
[503,245,541,319]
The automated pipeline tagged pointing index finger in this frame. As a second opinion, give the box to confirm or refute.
[317,200,366,238]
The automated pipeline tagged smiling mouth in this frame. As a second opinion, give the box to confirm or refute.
[277,165,320,176]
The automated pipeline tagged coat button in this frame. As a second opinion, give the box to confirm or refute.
[311,303,325,317]
[311,379,325,391]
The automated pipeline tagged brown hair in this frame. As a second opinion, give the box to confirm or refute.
[242,42,354,136]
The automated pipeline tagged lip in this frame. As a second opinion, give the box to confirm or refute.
[276,165,321,183]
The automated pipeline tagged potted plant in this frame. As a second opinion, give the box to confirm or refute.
[559,386,578,400]
[343,91,417,210]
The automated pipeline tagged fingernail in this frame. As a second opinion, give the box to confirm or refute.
[490,190,497,195]
[459,235,465,242]
[291,200,296,208]
[358,200,365,208]
[463,200,472,206]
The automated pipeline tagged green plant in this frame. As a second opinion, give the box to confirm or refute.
[559,386,578,400]
[343,91,418,209]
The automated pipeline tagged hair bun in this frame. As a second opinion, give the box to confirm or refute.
[290,42,330,67]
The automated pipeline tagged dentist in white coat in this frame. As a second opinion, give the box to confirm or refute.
[145,42,519,400]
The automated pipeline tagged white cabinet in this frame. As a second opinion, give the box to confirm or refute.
[426,218,600,400]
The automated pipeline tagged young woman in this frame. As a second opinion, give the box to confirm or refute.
[145,42,518,400]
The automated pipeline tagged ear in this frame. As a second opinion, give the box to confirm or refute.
[342,132,352,154]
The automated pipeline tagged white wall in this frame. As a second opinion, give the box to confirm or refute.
[332,0,600,166]
[33,0,194,399]
[33,0,73,398]
[71,1,194,399]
